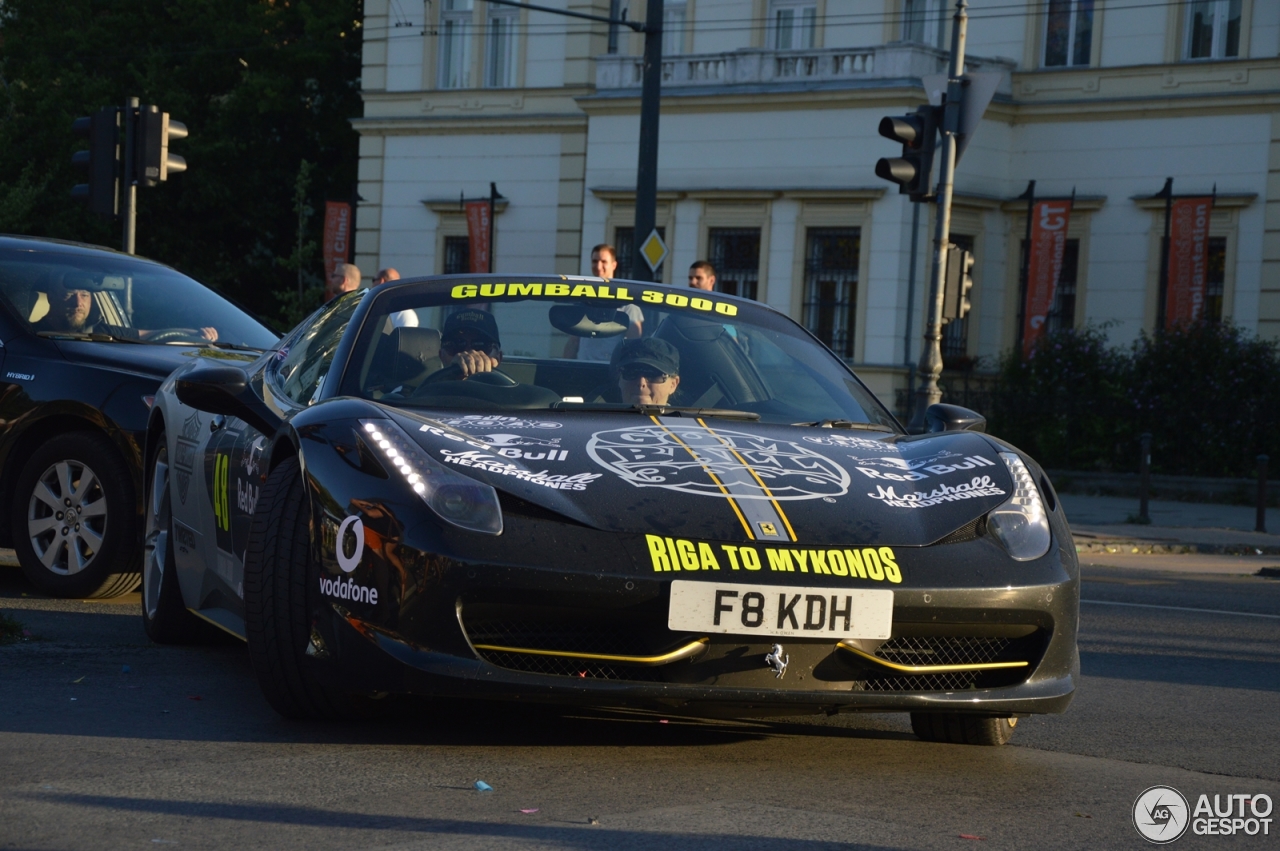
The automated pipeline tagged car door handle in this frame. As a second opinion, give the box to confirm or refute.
[210,415,226,432]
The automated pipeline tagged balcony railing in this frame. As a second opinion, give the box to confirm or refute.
[595,43,1013,93]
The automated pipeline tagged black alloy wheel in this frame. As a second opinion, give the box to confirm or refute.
[12,431,139,599]
[243,457,381,720]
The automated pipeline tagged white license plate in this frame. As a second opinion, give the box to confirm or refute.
[668,580,893,640]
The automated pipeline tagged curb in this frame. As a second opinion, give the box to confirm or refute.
[1074,539,1280,556]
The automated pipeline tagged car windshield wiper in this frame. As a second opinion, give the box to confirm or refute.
[550,402,760,421]
[38,330,142,344]
[794,419,896,432]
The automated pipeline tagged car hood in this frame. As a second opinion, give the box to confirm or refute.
[394,409,1013,548]
[54,340,259,379]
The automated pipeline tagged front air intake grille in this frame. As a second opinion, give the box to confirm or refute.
[476,649,666,682]
[852,630,1045,691]
[874,634,1012,667]
[461,602,692,682]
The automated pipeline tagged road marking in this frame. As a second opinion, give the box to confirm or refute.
[1081,599,1280,620]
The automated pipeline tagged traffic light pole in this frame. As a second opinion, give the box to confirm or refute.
[907,0,968,434]
[121,97,138,255]
[631,0,664,283]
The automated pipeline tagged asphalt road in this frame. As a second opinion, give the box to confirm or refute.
[1,562,1278,851]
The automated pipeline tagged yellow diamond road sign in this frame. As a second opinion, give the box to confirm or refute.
[639,230,668,273]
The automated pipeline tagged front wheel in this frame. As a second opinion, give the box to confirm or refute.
[243,457,380,720]
[910,712,1017,746]
[12,431,139,598]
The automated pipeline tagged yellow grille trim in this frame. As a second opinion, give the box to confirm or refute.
[836,640,1030,674]
[473,637,709,667]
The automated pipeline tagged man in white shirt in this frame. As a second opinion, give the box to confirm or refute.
[373,266,418,328]
[564,243,642,361]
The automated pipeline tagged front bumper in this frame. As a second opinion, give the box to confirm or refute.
[305,510,1080,718]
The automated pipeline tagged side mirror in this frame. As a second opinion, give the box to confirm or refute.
[175,365,280,437]
[925,403,986,434]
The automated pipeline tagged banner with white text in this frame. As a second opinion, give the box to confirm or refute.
[1022,199,1072,356]
[1165,197,1213,326]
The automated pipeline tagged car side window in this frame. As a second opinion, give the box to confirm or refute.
[272,295,362,405]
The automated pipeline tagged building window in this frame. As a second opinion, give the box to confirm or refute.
[941,234,973,363]
[439,0,473,90]
[443,236,471,274]
[614,226,665,281]
[769,0,817,50]
[1044,0,1094,67]
[663,1,686,55]
[486,6,518,88]
[902,0,947,49]
[608,0,626,54]
[802,228,859,359]
[708,228,761,300]
[1186,0,1241,59]
[1205,236,1227,321]
[1050,239,1079,333]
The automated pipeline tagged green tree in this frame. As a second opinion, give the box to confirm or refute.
[0,0,362,326]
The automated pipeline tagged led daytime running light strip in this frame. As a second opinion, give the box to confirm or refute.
[998,452,1046,524]
[363,420,430,494]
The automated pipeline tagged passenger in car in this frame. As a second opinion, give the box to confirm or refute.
[615,338,680,406]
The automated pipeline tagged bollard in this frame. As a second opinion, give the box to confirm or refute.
[1137,433,1152,524]
[1258,454,1269,534]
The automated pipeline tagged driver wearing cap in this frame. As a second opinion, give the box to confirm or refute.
[614,338,680,406]
[438,309,503,379]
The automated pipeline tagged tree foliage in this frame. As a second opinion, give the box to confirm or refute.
[0,0,362,325]
[988,322,1280,478]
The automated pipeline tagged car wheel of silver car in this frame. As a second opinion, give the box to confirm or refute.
[142,433,219,643]
[910,712,1017,746]
[243,456,381,721]
[12,431,140,599]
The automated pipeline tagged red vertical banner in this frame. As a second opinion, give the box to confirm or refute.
[321,202,352,279]
[465,201,491,273]
[1021,199,1072,356]
[1165,197,1213,326]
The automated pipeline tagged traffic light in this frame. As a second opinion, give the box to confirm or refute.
[71,107,120,217]
[942,243,975,321]
[135,104,188,187]
[874,104,939,201]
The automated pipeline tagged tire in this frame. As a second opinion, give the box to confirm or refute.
[244,457,380,720]
[141,434,220,644]
[12,431,140,599]
[910,712,1018,746]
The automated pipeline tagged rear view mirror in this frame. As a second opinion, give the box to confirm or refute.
[548,305,630,338]
[175,364,280,436]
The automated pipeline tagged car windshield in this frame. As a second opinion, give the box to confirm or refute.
[340,278,899,429]
[0,246,279,349]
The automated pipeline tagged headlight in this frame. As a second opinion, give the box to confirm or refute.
[360,418,503,536]
[987,452,1050,561]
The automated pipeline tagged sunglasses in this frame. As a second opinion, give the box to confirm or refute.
[619,364,672,383]
[442,335,499,357]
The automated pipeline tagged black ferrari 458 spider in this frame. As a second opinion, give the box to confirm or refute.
[145,274,1078,745]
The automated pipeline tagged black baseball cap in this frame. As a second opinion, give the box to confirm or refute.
[614,338,679,376]
[442,309,501,347]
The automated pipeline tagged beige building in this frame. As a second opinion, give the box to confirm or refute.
[354,0,1280,410]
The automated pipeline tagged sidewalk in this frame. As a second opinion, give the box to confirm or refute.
[1061,493,1280,554]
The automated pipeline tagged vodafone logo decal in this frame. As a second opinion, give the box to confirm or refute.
[336,516,365,573]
